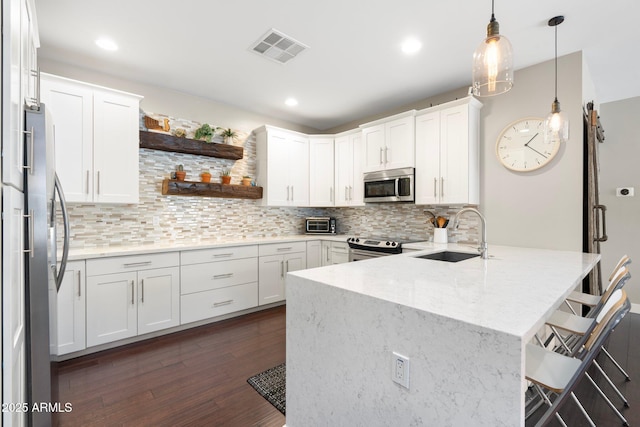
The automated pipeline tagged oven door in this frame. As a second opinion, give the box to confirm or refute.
[349,249,388,262]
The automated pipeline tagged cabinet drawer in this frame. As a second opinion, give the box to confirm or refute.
[181,258,258,295]
[259,241,306,256]
[180,282,258,324]
[87,252,179,276]
[331,242,349,253]
[181,245,258,265]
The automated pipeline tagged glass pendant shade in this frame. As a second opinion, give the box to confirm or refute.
[472,22,514,96]
[544,99,569,143]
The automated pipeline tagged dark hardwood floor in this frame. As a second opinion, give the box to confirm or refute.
[53,305,639,426]
[52,306,286,426]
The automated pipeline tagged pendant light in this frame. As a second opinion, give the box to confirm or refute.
[544,16,569,143]
[472,0,513,96]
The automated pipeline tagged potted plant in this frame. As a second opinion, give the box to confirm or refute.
[221,169,232,184]
[175,164,186,181]
[219,128,238,144]
[241,175,252,186]
[194,123,216,142]
[200,170,212,183]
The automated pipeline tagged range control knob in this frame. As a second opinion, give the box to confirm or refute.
[391,242,397,246]
[386,241,390,246]
[356,238,360,242]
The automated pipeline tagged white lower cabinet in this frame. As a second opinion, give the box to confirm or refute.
[258,242,306,305]
[306,240,322,269]
[330,242,349,264]
[86,253,180,347]
[53,260,86,355]
[180,245,258,324]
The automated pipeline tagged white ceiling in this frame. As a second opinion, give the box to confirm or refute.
[33,0,640,131]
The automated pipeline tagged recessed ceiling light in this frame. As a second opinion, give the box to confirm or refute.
[401,37,422,55]
[95,38,118,51]
[285,98,298,107]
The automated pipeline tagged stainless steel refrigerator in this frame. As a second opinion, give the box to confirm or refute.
[24,104,70,427]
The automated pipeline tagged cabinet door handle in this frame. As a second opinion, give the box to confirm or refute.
[86,170,90,194]
[141,279,145,303]
[433,177,438,197]
[213,299,234,308]
[213,273,233,280]
[131,280,135,305]
[344,186,348,201]
[384,147,388,164]
[349,186,353,201]
[23,211,35,258]
[77,270,82,297]
[286,185,290,201]
[213,253,233,258]
[326,246,330,263]
[22,128,34,173]
[277,247,293,252]
[123,261,152,268]
[291,185,294,201]
[280,261,284,279]
[285,260,290,272]
[379,147,383,164]
[440,177,444,198]
[330,187,333,202]
[97,171,101,195]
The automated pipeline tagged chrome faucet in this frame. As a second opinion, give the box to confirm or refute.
[453,207,488,259]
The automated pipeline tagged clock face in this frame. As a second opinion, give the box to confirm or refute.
[496,117,561,172]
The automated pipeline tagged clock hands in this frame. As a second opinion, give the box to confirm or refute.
[523,132,548,158]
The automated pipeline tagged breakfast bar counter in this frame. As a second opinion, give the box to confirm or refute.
[285,244,600,426]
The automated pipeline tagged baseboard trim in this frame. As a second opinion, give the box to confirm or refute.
[632,303,640,314]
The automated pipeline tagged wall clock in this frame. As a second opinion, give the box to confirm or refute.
[495,117,561,172]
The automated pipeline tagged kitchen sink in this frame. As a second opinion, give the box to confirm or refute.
[414,251,479,263]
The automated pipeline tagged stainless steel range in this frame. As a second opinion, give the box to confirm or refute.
[347,237,407,261]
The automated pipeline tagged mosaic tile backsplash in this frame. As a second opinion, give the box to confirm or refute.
[60,113,480,249]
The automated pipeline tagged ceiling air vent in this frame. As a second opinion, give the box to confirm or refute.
[250,29,308,64]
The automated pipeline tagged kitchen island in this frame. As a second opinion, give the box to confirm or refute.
[285,243,600,426]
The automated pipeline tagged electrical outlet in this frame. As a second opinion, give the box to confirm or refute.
[616,187,634,197]
[391,352,410,389]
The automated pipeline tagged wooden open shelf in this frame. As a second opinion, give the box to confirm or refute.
[162,179,263,199]
[140,131,244,160]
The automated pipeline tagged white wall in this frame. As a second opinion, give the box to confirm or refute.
[599,96,640,308]
[480,52,584,251]
[38,58,320,135]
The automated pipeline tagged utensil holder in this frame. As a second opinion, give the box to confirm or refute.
[434,228,448,244]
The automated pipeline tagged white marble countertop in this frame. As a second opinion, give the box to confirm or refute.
[66,234,351,260]
[292,243,600,341]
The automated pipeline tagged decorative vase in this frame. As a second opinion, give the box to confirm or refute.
[221,175,231,184]
[224,136,233,145]
[241,178,252,186]
[175,171,186,181]
[201,173,211,183]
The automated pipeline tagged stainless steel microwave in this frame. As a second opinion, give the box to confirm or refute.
[363,167,414,203]
[305,217,336,234]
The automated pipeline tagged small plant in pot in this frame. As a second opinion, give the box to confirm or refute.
[220,169,232,184]
[200,170,211,183]
[194,123,216,142]
[219,128,238,144]
[175,164,186,181]
[241,175,252,186]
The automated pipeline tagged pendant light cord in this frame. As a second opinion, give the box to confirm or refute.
[554,24,558,102]
[490,0,496,22]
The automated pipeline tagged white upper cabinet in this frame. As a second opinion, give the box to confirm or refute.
[334,129,364,206]
[361,111,415,172]
[309,136,335,207]
[2,0,40,191]
[40,73,143,204]
[415,96,482,205]
[255,126,309,206]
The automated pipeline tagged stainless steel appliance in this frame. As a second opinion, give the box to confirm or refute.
[305,217,336,234]
[363,167,414,203]
[347,237,405,261]
[24,104,70,426]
